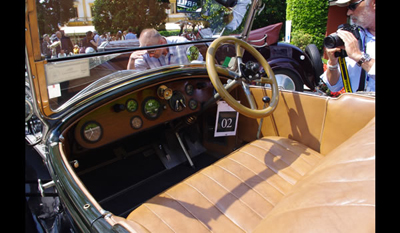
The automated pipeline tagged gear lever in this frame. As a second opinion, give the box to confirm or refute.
[256,96,271,139]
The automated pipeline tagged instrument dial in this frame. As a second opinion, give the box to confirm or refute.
[143,97,162,119]
[157,85,173,100]
[185,84,194,96]
[169,91,186,112]
[126,99,138,112]
[189,99,198,110]
[131,116,143,129]
[82,121,102,143]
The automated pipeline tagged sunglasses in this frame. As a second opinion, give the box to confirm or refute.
[348,0,364,11]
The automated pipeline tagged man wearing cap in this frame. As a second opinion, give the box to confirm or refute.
[321,0,375,93]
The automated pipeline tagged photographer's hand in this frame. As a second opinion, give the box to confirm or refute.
[337,30,362,63]
[325,47,341,86]
[337,30,375,73]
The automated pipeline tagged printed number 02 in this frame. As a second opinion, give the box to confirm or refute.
[221,118,233,128]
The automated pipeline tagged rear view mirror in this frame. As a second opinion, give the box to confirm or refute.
[177,0,202,13]
[177,0,237,13]
[214,0,237,8]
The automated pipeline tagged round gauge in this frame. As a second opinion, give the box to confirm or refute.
[157,85,173,100]
[126,99,138,112]
[131,116,143,129]
[185,84,194,96]
[189,99,198,110]
[81,121,102,143]
[169,91,186,112]
[142,97,162,120]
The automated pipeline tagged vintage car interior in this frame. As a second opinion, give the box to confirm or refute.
[25,0,375,232]
[58,76,375,232]
[53,39,375,232]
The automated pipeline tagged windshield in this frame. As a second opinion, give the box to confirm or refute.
[34,0,253,111]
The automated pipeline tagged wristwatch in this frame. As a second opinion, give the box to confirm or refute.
[357,52,371,66]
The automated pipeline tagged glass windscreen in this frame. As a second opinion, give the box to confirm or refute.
[35,0,253,110]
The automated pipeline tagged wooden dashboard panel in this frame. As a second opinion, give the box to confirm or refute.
[74,77,214,148]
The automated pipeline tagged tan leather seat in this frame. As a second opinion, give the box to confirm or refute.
[252,117,375,233]
[125,136,323,232]
[123,117,375,232]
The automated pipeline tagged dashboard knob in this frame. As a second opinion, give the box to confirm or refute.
[113,104,125,113]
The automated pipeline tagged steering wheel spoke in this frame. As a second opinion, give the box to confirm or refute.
[257,76,274,84]
[235,42,244,58]
[241,81,257,109]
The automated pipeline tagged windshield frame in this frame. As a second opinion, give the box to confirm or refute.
[26,0,261,118]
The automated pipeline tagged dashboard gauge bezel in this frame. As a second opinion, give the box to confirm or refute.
[142,97,162,120]
[188,98,198,110]
[125,98,138,112]
[81,121,103,143]
[185,83,194,96]
[130,116,143,129]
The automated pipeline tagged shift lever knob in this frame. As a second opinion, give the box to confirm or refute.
[262,96,271,104]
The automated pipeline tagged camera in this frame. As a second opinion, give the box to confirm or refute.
[323,24,360,49]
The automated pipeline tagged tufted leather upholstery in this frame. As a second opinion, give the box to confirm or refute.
[123,116,375,232]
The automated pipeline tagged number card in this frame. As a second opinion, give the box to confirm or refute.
[214,101,239,137]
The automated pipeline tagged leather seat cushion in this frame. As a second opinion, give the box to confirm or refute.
[252,117,375,233]
[126,137,324,232]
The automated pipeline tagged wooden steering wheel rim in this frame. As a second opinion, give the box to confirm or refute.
[206,36,279,118]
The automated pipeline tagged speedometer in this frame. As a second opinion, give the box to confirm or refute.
[142,97,162,120]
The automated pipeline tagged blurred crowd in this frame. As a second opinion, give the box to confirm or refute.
[41,28,138,59]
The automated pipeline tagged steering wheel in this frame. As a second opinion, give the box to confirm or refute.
[206,36,279,119]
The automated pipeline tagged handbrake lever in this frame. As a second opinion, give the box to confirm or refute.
[256,96,271,139]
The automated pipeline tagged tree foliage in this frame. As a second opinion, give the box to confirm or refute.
[286,0,329,51]
[36,0,75,36]
[92,0,169,35]
[252,0,286,30]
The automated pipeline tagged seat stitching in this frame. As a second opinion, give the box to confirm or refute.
[198,171,264,219]
[249,143,304,176]
[226,156,286,195]
[214,163,278,205]
[142,204,176,233]
[315,179,375,184]
[319,98,329,146]
[181,181,247,232]
[239,149,296,186]
[258,138,324,165]
[268,203,375,218]
[269,138,324,159]
[163,191,213,232]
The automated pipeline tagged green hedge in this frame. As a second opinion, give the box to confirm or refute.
[286,0,329,52]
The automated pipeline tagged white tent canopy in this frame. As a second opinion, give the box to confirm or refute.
[60,25,96,36]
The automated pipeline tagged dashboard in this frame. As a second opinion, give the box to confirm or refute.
[74,77,214,148]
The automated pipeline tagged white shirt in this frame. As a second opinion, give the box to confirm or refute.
[321,29,375,92]
[134,36,204,70]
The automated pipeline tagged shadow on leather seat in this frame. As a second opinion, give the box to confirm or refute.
[124,136,324,232]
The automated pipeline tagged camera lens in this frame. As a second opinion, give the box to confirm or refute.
[323,33,344,49]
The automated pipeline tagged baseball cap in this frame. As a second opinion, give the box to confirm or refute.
[329,0,351,6]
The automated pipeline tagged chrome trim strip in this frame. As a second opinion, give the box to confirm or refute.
[25,46,50,148]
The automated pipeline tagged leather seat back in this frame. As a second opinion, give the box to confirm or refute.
[320,93,375,154]
[253,117,375,233]
[249,89,375,154]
